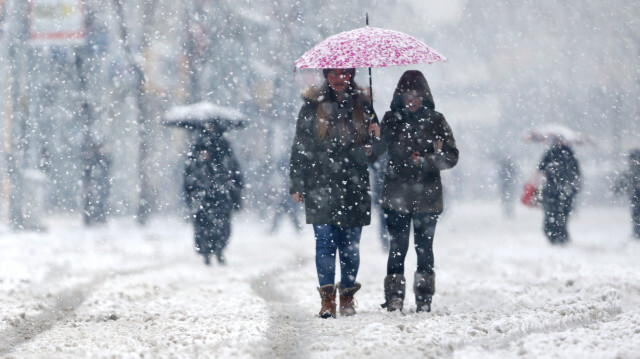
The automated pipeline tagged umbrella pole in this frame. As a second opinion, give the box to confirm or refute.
[366,13,375,129]
[368,67,373,106]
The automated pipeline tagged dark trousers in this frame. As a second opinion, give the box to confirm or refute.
[384,209,438,276]
[194,208,231,255]
[543,198,573,244]
[313,225,362,288]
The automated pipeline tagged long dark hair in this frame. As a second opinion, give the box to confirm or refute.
[315,69,369,142]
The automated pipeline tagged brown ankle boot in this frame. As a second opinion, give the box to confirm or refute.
[317,284,336,318]
[338,282,361,316]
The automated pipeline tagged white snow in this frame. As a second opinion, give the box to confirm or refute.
[1,202,639,358]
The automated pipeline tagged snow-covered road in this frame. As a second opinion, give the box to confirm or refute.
[1,202,639,358]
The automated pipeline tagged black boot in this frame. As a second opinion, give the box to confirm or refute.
[414,272,435,312]
[382,274,405,312]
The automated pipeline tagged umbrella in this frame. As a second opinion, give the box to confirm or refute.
[523,124,594,146]
[294,15,446,109]
[294,26,446,70]
[163,101,246,130]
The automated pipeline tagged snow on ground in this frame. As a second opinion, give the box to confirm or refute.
[1,201,639,358]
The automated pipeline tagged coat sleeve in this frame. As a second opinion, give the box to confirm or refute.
[537,148,554,175]
[227,151,244,190]
[289,101,315,195]
[230,159,244,211]
[369,111,394,161]
[183,162,201,210]
[422,114,459,171]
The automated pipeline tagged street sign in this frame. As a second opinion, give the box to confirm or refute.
[28,0,86,46]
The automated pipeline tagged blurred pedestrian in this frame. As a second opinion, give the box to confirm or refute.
[370,153,390,251]
[537,137,581,245]
[184,124,244,265]
[83,140,112,226]
[269,156,302,234]
[612,149,640,239]
[289,68,378,318]
[372,70,459,313]
[498,155,519,217]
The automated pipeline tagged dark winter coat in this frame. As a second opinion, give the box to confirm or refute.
[538,142,581,207]
[289,83,376,227]
[372,71,458,214]
[184,134,244,219]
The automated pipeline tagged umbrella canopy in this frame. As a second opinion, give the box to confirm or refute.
[294,26,446,70]
[524,124,594,146]
[163,101,246,130]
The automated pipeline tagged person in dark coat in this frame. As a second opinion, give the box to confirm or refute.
[184,124,244,265]
[612,149,640,239]
[290,68,378,318]
[537,138,581,245]
[372,70,459,313]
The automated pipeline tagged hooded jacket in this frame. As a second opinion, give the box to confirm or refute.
[372,70,458,214]
[289,82,375,226]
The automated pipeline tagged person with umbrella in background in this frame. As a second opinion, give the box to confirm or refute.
[164,102,246,266]
[612,149,640,240]
[371,70,458,313]
[290,68,379,318]
[184,123,244,265]
[537,136,581,245]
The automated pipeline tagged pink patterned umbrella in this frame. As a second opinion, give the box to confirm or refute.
[295,26,446,70]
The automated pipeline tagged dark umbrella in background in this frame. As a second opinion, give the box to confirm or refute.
[164,101,247,158]
[523,124,594,147]
[163,101,247,132]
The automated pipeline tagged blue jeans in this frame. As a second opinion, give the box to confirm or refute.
[313,225,362,288]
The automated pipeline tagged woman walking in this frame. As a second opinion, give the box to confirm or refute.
[290,68,377,318]
[373,70,458,313]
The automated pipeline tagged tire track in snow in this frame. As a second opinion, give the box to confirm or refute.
[250,255,312,359]
[437,298,623,355]
[0,258,186,355]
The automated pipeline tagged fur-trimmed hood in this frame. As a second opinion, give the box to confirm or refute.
[301,82,371,104]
